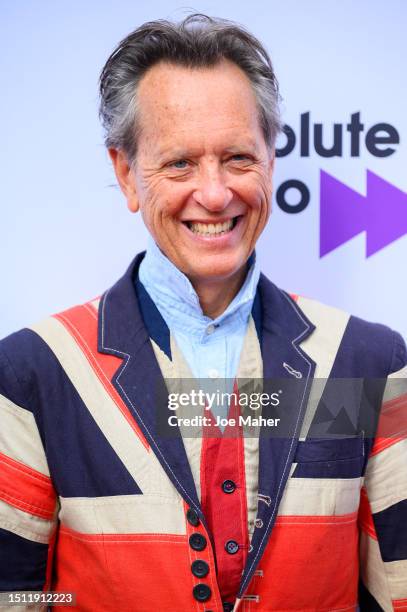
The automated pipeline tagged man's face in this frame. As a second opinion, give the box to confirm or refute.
[117,59,274,285]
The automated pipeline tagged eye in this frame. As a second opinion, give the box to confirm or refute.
[231,154,249,160]
[170,159,189,169]
[229,154,252,163]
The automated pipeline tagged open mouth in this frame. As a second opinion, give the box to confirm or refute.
[184,216,241,237]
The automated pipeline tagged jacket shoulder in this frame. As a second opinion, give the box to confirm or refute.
[294,294,407,376]
[0,297,101,409]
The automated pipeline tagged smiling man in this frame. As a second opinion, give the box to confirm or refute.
[107,45,274,319]
[1,14,407,612]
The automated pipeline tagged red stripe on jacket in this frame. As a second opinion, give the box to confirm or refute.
[370,393,407,457]
[54,303,149,450]
[0,452,56,520]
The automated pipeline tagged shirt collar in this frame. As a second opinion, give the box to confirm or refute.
[138,236,260,340]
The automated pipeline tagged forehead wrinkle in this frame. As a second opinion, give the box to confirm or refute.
[144,104,257,129]
[137,63,261,125]
[147,126,261,159]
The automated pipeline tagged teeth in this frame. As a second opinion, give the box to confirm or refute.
[189,219,234,236]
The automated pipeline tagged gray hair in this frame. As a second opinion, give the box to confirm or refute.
[99,14,282,163]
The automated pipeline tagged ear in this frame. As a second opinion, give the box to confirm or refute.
[108,148,139,213]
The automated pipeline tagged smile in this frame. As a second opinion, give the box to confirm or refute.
[184,216,240,237]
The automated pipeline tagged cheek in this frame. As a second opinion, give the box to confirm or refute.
[236,171,271,204]
[138,181,178,226]
[145,180,189,218]
[242,180,271,218]
[140,198,189,246]
[238,177,271,238]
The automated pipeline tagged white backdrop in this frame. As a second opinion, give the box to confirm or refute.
[1,0,406,339]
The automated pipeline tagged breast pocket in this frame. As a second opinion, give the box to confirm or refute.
[279,436,365,517]
[292,435,365,479]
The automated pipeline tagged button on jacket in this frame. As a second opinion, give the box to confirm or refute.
[0,252,407,611]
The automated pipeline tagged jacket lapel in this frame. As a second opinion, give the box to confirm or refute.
[239,274,316,596]
[98,253,201,516]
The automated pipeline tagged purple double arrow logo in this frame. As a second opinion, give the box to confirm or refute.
[320,170,407,257]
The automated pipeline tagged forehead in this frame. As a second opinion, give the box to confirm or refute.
[136,59,264,154]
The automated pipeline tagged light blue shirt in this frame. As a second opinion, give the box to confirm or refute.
[138,238,260,420]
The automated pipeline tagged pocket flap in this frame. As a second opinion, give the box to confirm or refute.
[294,436,364,463]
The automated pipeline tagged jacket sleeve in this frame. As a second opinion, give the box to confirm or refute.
[0,341,58,604]
[359,330,407,611]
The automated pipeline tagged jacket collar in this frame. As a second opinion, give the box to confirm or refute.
[99,253,149,358]
[98,252,316,596]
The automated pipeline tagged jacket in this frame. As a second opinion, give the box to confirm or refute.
[0,252,406,611]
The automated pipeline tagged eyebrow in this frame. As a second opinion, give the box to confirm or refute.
[156,141,259,161]
[157,148,194,161]
[223,143,259,154]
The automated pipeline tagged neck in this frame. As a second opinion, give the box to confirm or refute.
[191,266,248,319]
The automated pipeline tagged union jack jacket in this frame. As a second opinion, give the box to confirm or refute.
[0,252,406,611]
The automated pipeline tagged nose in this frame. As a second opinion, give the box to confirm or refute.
[192,162,233,212]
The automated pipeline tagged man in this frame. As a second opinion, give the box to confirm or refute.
[0,14,406,612]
